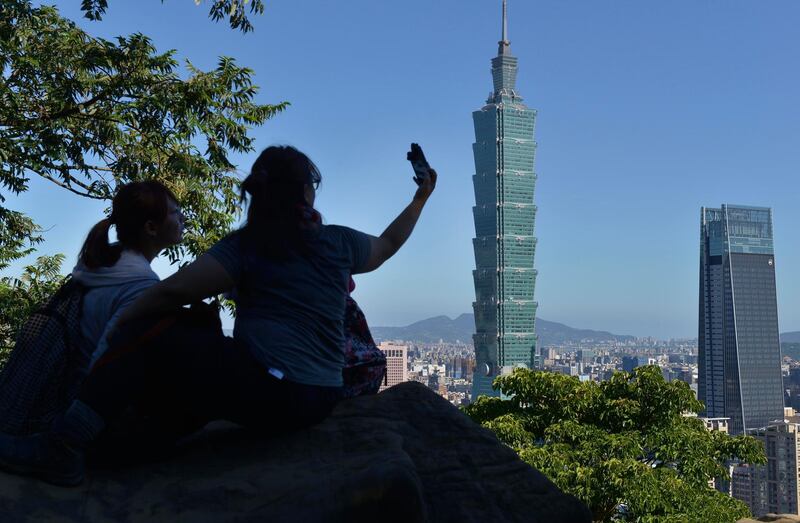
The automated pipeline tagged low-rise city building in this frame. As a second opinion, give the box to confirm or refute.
[378,341,408,392]
[732,420,800,517]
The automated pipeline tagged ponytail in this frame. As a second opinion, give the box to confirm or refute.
[79,181,177,269]
[79,218,123,269]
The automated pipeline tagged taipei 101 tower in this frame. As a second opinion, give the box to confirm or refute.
[471,0,539,400]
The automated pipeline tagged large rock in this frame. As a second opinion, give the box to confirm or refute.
[0,382,591,522]
[739,516,800,523]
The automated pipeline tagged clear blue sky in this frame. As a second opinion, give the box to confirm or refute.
[8,0,800,338]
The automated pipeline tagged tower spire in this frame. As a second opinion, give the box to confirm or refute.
[502,0,508,42]
[498,0,511,55]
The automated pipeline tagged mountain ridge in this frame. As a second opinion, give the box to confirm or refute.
[225,319,800,346]
[370,313,635,346]
[782,332,800,343]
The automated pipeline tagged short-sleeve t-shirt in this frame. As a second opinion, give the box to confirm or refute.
[208,225,371,387]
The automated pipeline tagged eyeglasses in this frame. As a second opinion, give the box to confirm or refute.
[310,181,320,191]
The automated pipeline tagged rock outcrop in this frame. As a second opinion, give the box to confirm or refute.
[0,382,591,522]
[739,516,800,523]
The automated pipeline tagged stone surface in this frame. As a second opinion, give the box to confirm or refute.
[0,382,591,522]
[739,516,800,523]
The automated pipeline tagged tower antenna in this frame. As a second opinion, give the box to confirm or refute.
[502,0,508,43]
[498,0,511,55]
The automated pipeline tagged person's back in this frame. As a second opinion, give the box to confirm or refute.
[211,223,370,387]
[72,250,159,364]
[205,147,381,387]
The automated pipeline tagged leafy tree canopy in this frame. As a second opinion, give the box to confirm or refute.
[0,0,285,267]
[464,366,766,522]
[80,0,266,33]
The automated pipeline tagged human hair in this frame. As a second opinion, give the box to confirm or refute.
[79,181,178,269]
[239,145,322,259]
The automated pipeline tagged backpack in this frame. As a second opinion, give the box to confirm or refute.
[341,295,387,399]
[0,278,91,436]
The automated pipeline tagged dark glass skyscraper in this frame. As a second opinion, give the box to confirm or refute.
[471,1,538,400]
[699,205,784,434]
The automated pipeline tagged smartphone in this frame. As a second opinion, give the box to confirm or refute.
[407,143,431,186]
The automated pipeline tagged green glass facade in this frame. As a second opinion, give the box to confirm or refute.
[471,14,538,400]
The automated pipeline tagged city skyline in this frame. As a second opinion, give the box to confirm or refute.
[6,1,800,339]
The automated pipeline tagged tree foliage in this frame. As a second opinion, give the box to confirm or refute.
[0,0,285,266]
[80,0,266,33]
[0,208,41,271]
[0,254,65,366]
[464,367,766,522]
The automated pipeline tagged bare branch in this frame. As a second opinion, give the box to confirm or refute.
[38,172,105,199]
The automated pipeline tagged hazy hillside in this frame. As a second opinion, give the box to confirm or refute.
[782,332,800,343]
[226,324,800,349]
[371,314,635,346]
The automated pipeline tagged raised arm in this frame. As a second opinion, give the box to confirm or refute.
[111,253,235,330]
[360,168,437,273]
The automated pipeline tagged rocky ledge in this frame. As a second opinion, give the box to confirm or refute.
[740,516,800,523]
[0,382,590,522]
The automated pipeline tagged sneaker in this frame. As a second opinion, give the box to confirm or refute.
[0,432,85,487]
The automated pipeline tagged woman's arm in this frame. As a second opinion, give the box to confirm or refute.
[360,169,437,273]
[111,253,235,330]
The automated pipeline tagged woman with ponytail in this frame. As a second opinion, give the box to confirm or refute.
[0,181,183,440]
[0,145,436,486]
[72,181,184,364]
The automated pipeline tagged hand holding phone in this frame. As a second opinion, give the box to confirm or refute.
[407,143,431,186]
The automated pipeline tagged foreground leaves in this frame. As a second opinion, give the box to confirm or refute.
[80,0,266,33]
[464,367,765,522]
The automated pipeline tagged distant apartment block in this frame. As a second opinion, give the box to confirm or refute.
[733,464,768,517]
[539,346,555,369]
[701,417,730,435]
[699,416,732,494]
[621,355,652,373]
[577,349,595,364]
[446,355,475,380]
[732,421,800,517]
[698,205,784,434]
[379,342,408,392]
[786,368,800,412]
[471,0,539,400]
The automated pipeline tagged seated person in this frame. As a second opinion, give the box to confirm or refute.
[0,181,183,436]
[0,144,436,486]
[75,181,184,367]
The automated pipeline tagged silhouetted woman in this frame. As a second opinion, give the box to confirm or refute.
[74,181,184,364]
[0,145,436,486]
[0,181,184,437]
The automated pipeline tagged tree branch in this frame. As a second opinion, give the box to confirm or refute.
[22,160,108,200]
[45,90,111,122]
[38,173,105,199]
